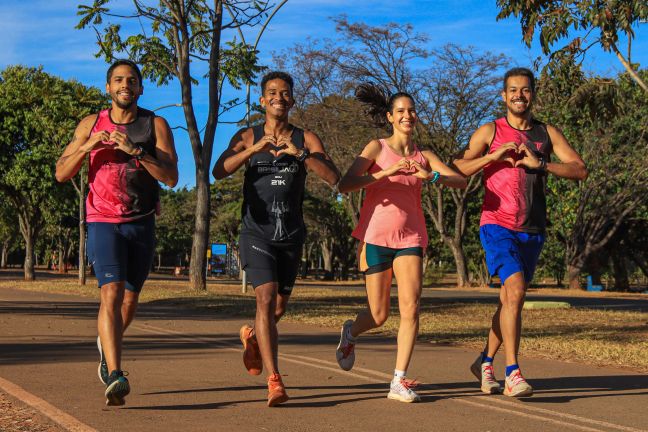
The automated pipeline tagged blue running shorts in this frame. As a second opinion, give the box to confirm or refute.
[87,216,155,292]
[479,224,545,284]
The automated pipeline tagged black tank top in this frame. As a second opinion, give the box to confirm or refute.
[240,124,308,244]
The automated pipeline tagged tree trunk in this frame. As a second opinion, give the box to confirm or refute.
[567,263,582,290]
[611,253,629,291]
[1,240,8,268]
[190,170,210,290]
[23,231,35,281]
[57,244,66,273]
[320,238,334,280]
[450,240,470,288]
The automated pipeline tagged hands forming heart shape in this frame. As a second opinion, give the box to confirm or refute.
[493,142,542,170]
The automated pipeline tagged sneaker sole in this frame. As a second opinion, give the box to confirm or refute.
[239,327,262,376]
[97,336,107,385]
[504,387,533,397]
[335,321,355,371]
[267,393,289,407]
[387,392,420,403]
[105,381,130,406]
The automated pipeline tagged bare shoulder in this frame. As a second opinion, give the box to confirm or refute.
[302,129,325,149]
[360,139,382,159]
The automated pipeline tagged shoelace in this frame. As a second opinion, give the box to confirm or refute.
[268,375,284,391]
[508,371,526,386]
[341,343,355,359]
[482,364,497,383]
[398,378,419,390]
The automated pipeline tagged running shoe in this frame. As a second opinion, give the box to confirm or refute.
[335,320,356,371]
[105,370,130,406]
[503,369,533,397]
[97,336,109,385]
[239,324,262,375]
[470,354,501,394]
[267,373,289,407]
[387,377,420,403]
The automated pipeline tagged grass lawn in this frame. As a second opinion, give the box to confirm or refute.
[2,272,647,373]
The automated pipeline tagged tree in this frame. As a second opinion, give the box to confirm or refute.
[535,61,648,289]
[156,188,194,269]
[0,66,105,280]
[0,193,19,269]
[78,0,272,290]
[497,0,648,92]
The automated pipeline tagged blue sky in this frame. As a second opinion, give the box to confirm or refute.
[1,1,646,188]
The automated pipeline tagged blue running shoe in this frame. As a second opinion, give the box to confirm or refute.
[97,336,109,385]
[105,370,130,406]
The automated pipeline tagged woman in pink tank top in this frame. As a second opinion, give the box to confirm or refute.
[334,84,466,402]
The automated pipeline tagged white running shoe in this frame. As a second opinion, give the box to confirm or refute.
[336,320,356,371]
[387,377,420,403]
[470,354,501,394]
[504,369,533,397]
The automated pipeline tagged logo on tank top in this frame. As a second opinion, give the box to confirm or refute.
[271,197,288,240]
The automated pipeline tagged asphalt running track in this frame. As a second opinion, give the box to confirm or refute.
[0,287,646,432]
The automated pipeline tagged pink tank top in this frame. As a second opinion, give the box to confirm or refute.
[352,139,429,249]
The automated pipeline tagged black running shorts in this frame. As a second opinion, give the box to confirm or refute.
[239,234,303,295]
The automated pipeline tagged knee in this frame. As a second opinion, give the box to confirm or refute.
[399,302,420,322]
[371,309,390,327]
[101,284,124,308]
[502,287,525,310]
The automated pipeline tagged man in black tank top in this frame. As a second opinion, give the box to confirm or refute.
[213,71,340,406]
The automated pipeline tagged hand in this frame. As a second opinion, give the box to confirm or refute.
[381,158,411,177]
[251,134,277,155]
[487,142,518,166]
[409,160,432,179]
[109,130,139,155]
[275,135,300,157]
[515,143,542,170]
[80,130,111,153]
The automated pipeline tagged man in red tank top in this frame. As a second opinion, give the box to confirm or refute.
[56,60,178,406]
[454,68,587,397]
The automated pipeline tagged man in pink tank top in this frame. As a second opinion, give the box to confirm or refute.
[454,68,586,397]
[56,60,178,406]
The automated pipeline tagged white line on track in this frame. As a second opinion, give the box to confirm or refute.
[135,322,647,432]
[0,376,98,432]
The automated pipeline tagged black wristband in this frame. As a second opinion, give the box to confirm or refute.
[296,147,310,162]
[134,146,147,161]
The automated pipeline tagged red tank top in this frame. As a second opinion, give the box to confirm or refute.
[86,108,159,223]
[480,117,552,233]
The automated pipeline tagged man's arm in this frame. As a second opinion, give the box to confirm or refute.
[213,128,275,179]
[55,114,105,183]
[452,123,517,176]
[545,125,587,180]
[301,130,340,187]
[137,116,178,188]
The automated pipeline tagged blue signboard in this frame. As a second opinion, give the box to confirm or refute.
[210,243,228,275]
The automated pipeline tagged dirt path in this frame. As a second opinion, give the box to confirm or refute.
[1,286,646,432]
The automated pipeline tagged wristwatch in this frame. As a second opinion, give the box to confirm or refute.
[134,146,147,161]
[296,147,310,162]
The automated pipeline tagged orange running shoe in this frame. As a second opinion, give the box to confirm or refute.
[267,373,289,407]
[240,324,263,375]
